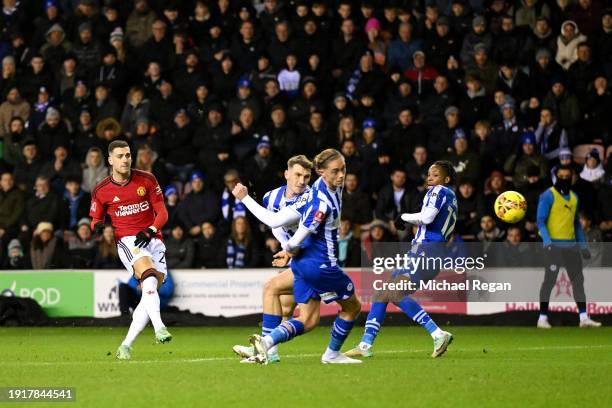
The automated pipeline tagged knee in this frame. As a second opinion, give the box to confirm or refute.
[263,279,280,297]
[344,298,362,320]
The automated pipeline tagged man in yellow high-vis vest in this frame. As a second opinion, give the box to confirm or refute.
[536,165,602,328]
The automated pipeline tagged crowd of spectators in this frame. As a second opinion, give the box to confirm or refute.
[0,0,610,270]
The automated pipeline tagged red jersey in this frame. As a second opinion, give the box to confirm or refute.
[89,169,168,240]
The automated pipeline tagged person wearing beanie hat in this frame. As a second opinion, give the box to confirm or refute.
[580,148,605,183]
[4,238,29,269]
[461,13,492,66]
[45,107,60,121]
[504,131,547,187]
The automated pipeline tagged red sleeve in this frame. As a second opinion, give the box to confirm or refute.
[149,177,168,231]
[89,189,105,229]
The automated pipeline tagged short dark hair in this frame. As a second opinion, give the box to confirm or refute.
[556,164,574,175]
[432,160,456,185]
[108,140,129,154]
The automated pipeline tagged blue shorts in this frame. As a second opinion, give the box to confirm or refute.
[392,242,445,284]
[291,258,355,304]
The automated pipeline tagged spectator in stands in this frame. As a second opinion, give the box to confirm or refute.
[163,185,180,235]
[14,140,42,192]
[361,219,392,264]
[134,144,169,189]
[482,170,507,216]
[583,76,611,144]
[515,0,552,30]
[444,128,481,183]
[67,217,96,268]
[62,177,90,230]
[0,87,30,137]
[0,172,24,241]
[150,81,180,131]
[460,75,490,129]
[520,165,548,237]
[2,238,30,269]
[40,145,81,193]
[162,109,196,182]
[387,22,421,72]
[338,219,361,267]
[342,172,373,227]
[376,168,417,232]
[580,148,605,184]
[22,176,62,233]
[93,225,122,269]
[35,107,71,160]
[30,221,67,269]
[225,216,261,269]
[120,86,149,139]
[197,221,225,268]
[388,107,427,168]
[456,178,483,237]
[579,211,603,266]
[534,107,569,161]
[405,145,431,192]
[461,16,493,66]
[73,110,105,162]
[477,214,505,251]
[165,223,195,269]
[555,20,587,70]
[491,96,525,157]
[542,77,580,139]
[177,171,220,238]
[499,226,533,266]
[243,136,282,201]
[504,132,548,188]
[262,233,281,267]
[530,48,564,101]
[81,147,108,193]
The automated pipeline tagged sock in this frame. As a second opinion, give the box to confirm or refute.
[262,313,282,355]
[328,317,355,352]
[579,312,588,321]
[539,314,549,321]
[263,319,305,348]
[362,302,387,346]
[397,296,440,338]
[141,276,165,331]
[577,303,587,315]
[121,302,149,347]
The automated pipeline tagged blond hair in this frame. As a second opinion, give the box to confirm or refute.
[287,155,313,171]
[314,149,343,171]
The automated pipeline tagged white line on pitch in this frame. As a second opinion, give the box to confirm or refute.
[3,344,612,367]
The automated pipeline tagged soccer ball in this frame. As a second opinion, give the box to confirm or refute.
[494,191,527,223]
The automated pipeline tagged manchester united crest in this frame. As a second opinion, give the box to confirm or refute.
[137,186,146,196]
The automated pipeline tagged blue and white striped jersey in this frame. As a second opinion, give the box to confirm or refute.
[262,185,311,243]
[413,185,458,244]
[297,177,343,267]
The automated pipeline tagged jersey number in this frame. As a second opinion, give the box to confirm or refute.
[441,208,457,240]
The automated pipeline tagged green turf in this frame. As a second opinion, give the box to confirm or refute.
[0,326,610,408]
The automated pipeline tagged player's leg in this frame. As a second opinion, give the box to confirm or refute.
[538,246,561,328]
[564,248,601,327]
[322,293,362,364]
[345,290,391,357]
[234,268,294,362]
[249,275,320,364]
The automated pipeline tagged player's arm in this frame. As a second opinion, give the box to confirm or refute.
[271,227,288,246]
[135,178,168,248]
[89,190,107,236]
[397,187,442,228]
[234,183,300,228]
[536,190,553,246]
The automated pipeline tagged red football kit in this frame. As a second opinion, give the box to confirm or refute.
[89,169,168,241]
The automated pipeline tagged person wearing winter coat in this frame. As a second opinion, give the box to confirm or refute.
[556,20,587,70]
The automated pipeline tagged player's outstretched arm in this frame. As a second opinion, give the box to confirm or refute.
[233,183,300,228]
[396,206,440,229]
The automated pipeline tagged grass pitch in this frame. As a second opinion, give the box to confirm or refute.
[1,326,610,408]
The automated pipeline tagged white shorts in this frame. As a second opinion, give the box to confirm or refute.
[117,236,167,277]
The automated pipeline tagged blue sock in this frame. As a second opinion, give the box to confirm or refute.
[262,313,282,337]
[362,302,388,345]
[397,296,439,335]
[267,318,305,346]
[328,317,355,352]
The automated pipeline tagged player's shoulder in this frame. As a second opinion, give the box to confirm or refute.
[92,176,112,196]
[132,169,158,184]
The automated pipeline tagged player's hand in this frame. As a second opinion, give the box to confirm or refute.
[272,250,291,267]
[134,227,156,248]
[581,248,591,260]
[232,183,248,200]
[394,214,409,231]
[92,222,105,238]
